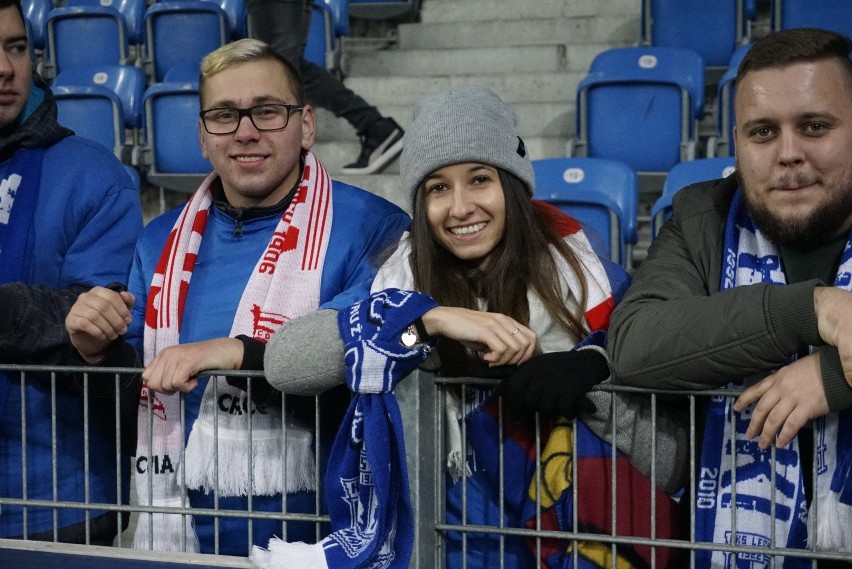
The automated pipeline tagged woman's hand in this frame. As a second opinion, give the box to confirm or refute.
[420,306,537,366]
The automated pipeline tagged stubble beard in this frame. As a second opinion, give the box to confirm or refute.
[740,172,852,249]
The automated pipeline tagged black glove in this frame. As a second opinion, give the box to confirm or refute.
[496,349,610,420]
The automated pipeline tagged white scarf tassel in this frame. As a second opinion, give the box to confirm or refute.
[184,422,316,496]
[251,538,329,569]
[132,509,200,552]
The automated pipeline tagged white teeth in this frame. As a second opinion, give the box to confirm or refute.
[235,155,263,162]
[450,222,486,235]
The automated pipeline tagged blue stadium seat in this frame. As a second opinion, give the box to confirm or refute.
[640,0,752,68]
[708,43,751,157]
[137,80,212,192]
[53,65,146,161]
[44,3,131,77]
[22,0,51,51]
[532,157,638,268]
[143,1,229,82]
[54,83,123,157]
[162,61,200,82]
[651,157,736,237]
[304,0,345,72]
[570,46,705,174]
[772,0,852,39]
[213,0,247,39]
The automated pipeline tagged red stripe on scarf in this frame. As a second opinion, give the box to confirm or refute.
[534,200,582,237]
[585,298,614,332]
[303,165,330,271]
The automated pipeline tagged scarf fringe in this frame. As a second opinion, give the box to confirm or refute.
[809,482,852,552]
[184,423,316,496]
[250,537,329,569]
[132,511,200,552]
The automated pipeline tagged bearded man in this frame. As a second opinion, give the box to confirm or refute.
[609,27,852,568]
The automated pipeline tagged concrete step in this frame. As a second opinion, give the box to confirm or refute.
[341,71,585,106]
[398,15,640,50]
[312,101,574,143]
[313,135,568,179]
[333,172,409,213]
[347,44,601,76]
[420,0,640,24]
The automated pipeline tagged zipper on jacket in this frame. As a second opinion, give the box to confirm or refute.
[233,220,243,238]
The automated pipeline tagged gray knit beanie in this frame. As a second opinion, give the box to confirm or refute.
[401,85,535,201]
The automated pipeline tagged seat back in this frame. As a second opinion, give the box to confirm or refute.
[213,0,247,39]
[712,43,751,157]
[651,157,736,236]
[773,0,852,38]
[305,2,341,71]
[144,1,229,82]
[141,80,212,192]
[642,0,745,67]
[54,64,146,129]
[64,0,145,44]
[45,5,129,76]
[532,157,638,267]
[574,46,705,173]
[54,84,123,156]
[22,0,52,50]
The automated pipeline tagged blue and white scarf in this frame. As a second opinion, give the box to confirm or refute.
[696,190,852,567]
[251,288,438,569]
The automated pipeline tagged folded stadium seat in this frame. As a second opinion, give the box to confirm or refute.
[640,0,753,68]
[569,46,705,175]
[22,0,51,52]
[143,1,229,82]
[305,0,346,73]
[532,157,638,269]
[650,157,736,237]
[136,80,212,193]
[213,0,247,39]
[772,0,852,39]
[44,2,131,78]
[707,43,751,158]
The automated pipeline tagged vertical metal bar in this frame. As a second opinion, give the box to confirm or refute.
[51,372,59,540]
[82,371,92,544]
[689,395,697,569]
[729,397,738,566]
[20,370,29,539]
[212,379,220,554]
[314,391,321,542]
[179,391,189,551]
[460,383,468,569]
[650,392,658,569]
[246,376,254,551]
[114,372,123,547]
[497,393,505,568]
[435,377,446,569]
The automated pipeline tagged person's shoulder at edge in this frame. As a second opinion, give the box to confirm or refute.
[669,173,738,223]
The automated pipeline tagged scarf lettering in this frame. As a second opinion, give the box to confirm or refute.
[0,174,22,225]
[136,454,175,474]
[259,229,300,274]
[217,393,269,416]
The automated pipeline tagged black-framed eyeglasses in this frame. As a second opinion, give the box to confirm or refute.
[199,103,304,134]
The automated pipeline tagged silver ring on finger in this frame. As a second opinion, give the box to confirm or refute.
[511,328,519,335]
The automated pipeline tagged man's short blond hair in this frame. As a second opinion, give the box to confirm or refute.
[199,38,305,106]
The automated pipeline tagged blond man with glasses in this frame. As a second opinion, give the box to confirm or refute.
[66,38,410,556]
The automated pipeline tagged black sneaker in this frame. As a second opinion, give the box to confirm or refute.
[341,117,405,175]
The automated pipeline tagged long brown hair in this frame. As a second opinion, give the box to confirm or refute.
[409,168,591,375]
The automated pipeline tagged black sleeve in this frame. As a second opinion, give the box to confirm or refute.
[0,282,90,365]
[224,335,279,407]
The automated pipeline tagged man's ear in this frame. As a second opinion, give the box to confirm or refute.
[300,104,317,151]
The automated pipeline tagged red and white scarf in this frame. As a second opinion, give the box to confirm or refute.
[133,151,333,552]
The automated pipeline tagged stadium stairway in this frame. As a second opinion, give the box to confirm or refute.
[315,0,641,213]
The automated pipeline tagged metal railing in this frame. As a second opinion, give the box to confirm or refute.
[0,364,849,568]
